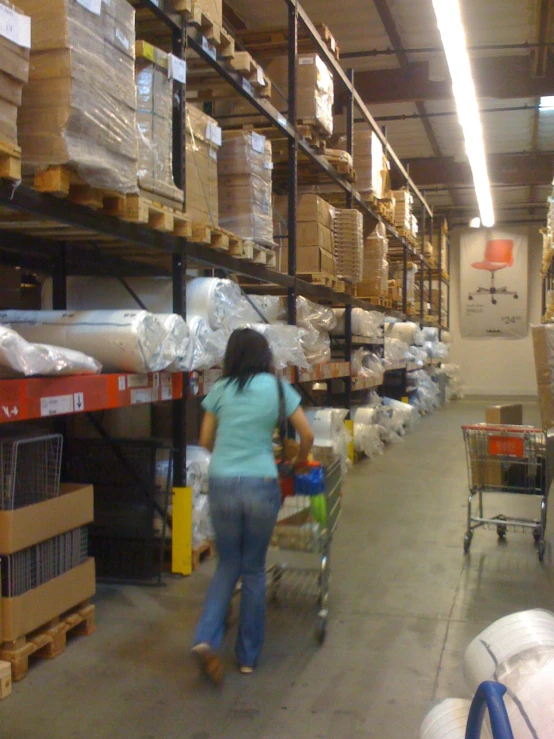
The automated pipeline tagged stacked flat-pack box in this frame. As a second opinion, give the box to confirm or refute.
[265,53,334,136]
[351,130,384,198]
[17,0,138,193]
[218,131,273,244]
[185,104,220,225]
[135,41,184,205]
[334,209,363,283]
[273,193,336,274]
[411,214,419,240]
[392,189,413,232]
[358,222,389,296]
[0,0,30,146]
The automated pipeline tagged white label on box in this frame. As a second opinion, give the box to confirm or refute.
[242,77,253,96]
[118,376,126,391]
[299,56,314,65]
[256,66,265,86]
[330,36,336,52]
[201,35,217,60]
[74,392,85,412]
[115,28,130,51]
[161,373,172,387]
[206,121,222,146]
[75,0,102,15]
[150,0,159,5]
[168,54,187,84]
[127,374,149,388]
[0,5,31,48]
[131,388,152,404]
[251,132,265,154]
[264,161,273,170]
[40,394,74,417]
[209,149,217,161]
[161,386,173,401]
[277,113,288,129]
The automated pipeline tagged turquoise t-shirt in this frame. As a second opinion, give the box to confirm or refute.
[202,373,301,478]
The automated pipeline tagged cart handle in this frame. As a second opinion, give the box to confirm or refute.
[462,424,542,433]
[465,682,514,739]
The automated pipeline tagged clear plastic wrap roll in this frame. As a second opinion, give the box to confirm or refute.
[234,295,285,324]
[300,327,330,366]
[390,321,422,345]
[383,398,417,432]
[463,609,554,693]
[0,326,102,377]
[244,323,309,370]
[353,423,384,458]
[156,314,195,372]
[0,310,168,373]
[186,278,242,330]
[419,698,492,739]
[423,327,440,342]
[187,316,229,371]
[426,341,449,360]
[296,296,337,332]
[332,308,384,339]
[385,338,411,365]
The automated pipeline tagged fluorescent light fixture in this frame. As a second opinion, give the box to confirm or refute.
[469,217,481,228]
[540,96,554,112]
[432,0,495,227]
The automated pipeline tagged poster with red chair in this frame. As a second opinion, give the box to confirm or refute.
[460,230,527,338]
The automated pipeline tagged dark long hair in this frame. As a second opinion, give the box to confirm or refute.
[223,328,273,391]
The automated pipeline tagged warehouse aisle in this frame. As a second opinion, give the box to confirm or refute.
[3,401,554,739]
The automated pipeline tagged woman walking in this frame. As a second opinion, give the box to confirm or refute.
[192,328,314,681]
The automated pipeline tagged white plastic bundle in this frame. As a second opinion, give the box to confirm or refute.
[426,341,449,360]
[305,408,351,476]
[225,322,309,370]
[409,370,440,414]
[296,296,337,332]
[463,609,554,693]
[332,308,384,340]
[353,423,384,458]
[156,314,196,372]
[442,363,463,399]
[0,310,169,373]
[0,326,102,377]
[301,326,331,366]
[233,294,285,324]
[383,398,417,433]
[385,337,411,365]
[410,345,429,368]
[390,321,423,346]
[186,278,242,330]
[187,445,214,545]
[187,316,229,371]
[419,698,492,739]
[423,326,439,342]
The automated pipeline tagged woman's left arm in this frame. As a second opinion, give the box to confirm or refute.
[199,411,218,452]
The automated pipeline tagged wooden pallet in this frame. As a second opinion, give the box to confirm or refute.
[237,23,340,61]
[298,271,345,291]
[190,221,230,251]
[229,52,272,98]
[354,293,392,308]
[324,149,356,182]
[104,192,192,238]
[0,139,21,181]
[0,601,95,683]
[241,240,277,267]
[167,0,234,58]
[192,540,215,570]
[297,123,329,152]
[33,167,124,210]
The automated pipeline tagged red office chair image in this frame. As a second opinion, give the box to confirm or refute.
[468,239,519,305]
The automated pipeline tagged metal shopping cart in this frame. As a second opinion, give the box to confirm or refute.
[462,424,554,561]
[267,458,342,644]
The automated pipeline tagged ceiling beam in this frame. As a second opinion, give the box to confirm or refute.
[345,56,554,105]
[405,152,554,187]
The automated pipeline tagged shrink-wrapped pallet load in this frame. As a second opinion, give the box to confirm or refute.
[218,131,273,245]
[392,189,413,232]
[350,130,384,198]
[17,0,139,193]
[357,222,389,297]
[135,41,184,205]
[334,209,363,284]
[0,0,30,148]
[186,104,220,226]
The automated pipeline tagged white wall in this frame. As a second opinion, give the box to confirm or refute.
[448,225,542,397]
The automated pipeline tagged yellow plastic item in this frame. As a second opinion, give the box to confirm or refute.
[344,419,354,463]
[172,486,193,576]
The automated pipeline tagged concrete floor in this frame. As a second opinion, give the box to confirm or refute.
[3,400,554,739]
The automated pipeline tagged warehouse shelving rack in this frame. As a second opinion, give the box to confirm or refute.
[0,0,450,497]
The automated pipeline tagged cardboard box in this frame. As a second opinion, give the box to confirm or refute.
[0,661,11,699]
[297,246,336,275]
[0,483,93,555]
[297,221,334,252]
[185,105,219,225]
[485,404,523,425]
[1,558,95,642]
[532,324,554,429]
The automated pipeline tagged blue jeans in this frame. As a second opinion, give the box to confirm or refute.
[194,477,281,667]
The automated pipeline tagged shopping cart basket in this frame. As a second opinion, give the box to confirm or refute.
[462,424,554,561]
[267,458,342,644]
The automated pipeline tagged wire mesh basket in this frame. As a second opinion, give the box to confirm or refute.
[0,432,63,510]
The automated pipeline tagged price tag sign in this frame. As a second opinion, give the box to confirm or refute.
[40,395,74,417]
[115,28,130,51]
[201,35,217,60]
[75,0,102,15]
[242,77,253,96]
[206,121,222,146]
[0,4,31,47]
[169,54,187,84]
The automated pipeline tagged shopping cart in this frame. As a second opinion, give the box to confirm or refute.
[267,458,342,644]
[462,424,554,561]
[465,682,514,739]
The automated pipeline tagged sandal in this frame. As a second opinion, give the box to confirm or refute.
[239,665,254,675]
[191,643,224,684]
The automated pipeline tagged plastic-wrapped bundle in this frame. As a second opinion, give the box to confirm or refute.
[296,296,337,332]
[305,408,350,476]
[18,0,138,193]
[409,370,440,414]
[422,327,439,342]
[425,341,449,360]
[0,310,170,373]
[332,308,384,340]
[494,645,554,738]
[354,423,384,459]
[156,314,195,372]
[135,42,184,204]
[186,278,242,330]
[419,698,493,739]
[410,345,428,368]
[247,323,309,370]
[218,131,274,245]
[441,363,463,399]
[463,609,554,692]
[351,350,384,383]
[187,316,229,371]
[385,337,411,365]
[187,445,213,545]
[233,295,285,324]
[301,326,330,366]
[383,398,417,433]
[389,321,424,346]
[0,325,101,377]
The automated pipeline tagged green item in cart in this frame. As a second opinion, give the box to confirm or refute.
[310,493,327,528]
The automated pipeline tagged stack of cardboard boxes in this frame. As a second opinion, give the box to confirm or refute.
[350,130,384,198]
[392,189,413,233]
[218,130,273,245]
[17,0,139,194]
[135,41,184,206]
[334,209,363,284]
[470,405,524,488]
[357,222,389,297]
[0,0,30,155]
[185,104,220,226]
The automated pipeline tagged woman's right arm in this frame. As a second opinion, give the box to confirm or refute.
[288,406,314,463]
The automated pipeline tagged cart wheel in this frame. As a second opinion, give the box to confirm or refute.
[538,541,546,562]
[463,533,473,553]
[315,615,327,645]
[496,524,507,539]
[533,526,542,543]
